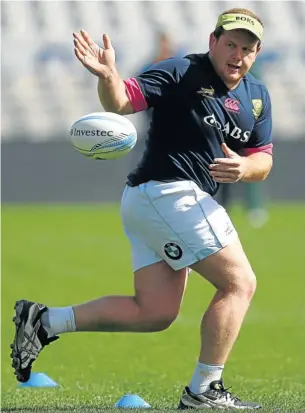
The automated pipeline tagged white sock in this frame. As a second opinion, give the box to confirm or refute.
[41,306,76,337]
[189,362,224,394]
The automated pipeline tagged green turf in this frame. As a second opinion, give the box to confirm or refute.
[2,204,305,412]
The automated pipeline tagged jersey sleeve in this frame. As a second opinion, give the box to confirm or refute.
[243,87,273,156]
[123,57,191,113]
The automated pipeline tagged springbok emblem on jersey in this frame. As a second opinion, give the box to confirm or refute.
[252,99,263,119]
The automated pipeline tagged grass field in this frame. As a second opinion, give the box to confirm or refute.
[2,203,305,412]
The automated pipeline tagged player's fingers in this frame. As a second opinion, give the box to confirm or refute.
[74,47,86,63]
[221,143,237,158]
[74,38,87,56]
[103,33,113,50]
[213,177,237,183]
[210,171,238,179]
[213,158,240,166]
[80,29,95,47]
[209,164,239,172]
[74,47,85,63]
[74,48,92,69]
[73,32,91,52]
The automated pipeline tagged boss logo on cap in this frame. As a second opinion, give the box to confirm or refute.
[236,16,255,25]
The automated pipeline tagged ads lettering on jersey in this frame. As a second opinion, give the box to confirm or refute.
[204,114,250,143]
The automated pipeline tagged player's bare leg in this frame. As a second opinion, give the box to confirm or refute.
[192,237,256,366]
[11,261,188,382]
[179,237,260,409]
[73,261,188,332]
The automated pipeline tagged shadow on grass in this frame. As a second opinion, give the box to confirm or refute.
[0,408,175,413]
[3,409,303,413]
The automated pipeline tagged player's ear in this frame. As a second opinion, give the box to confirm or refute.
[252,37,261,57]
[209,32,216,50]
[256,44,261,56]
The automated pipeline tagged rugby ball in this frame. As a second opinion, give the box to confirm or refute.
[69,112,137,160]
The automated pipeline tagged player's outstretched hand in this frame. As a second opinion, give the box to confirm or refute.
[73,30,115,78]
[209,143,247,183]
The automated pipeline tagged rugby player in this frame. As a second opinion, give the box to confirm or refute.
[11,8,272,409]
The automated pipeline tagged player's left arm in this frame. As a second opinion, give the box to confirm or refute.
[240,87,273,182]
[210,88,273,183]
[239,151,273,182]
[209,144,272,183]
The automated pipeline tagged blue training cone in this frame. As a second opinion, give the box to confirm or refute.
[18,372,58,388]
[115,394,151,408]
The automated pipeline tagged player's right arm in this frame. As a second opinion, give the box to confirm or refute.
[73,31,134,115]
[73,31,190,115]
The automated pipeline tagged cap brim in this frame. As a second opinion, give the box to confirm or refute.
[222,22,262,41]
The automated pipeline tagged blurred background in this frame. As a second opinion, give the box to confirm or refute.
[1,0,305,209]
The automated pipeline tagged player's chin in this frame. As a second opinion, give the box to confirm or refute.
[224,71,243,84]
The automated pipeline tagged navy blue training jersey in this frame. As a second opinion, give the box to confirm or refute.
[124,53,272,196]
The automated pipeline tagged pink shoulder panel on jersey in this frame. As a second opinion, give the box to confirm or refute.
[123,77,148,112]
[243,143,273,156]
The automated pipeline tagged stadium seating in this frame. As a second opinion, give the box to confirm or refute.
[2,1,305,141]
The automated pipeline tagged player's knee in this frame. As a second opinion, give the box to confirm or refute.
[140,310,178,332]
[221,270,257,301]
[247,273,257,299]
[236,271,257,301]
[148,316,177,332]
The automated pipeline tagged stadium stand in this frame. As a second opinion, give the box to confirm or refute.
[1,1,305,141]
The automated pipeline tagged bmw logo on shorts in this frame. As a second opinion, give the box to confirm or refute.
[164,242,183,260]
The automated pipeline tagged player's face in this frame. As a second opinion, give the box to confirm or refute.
[209,29,261,88]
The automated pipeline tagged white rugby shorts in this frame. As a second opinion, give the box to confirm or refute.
[120,180,238,272]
